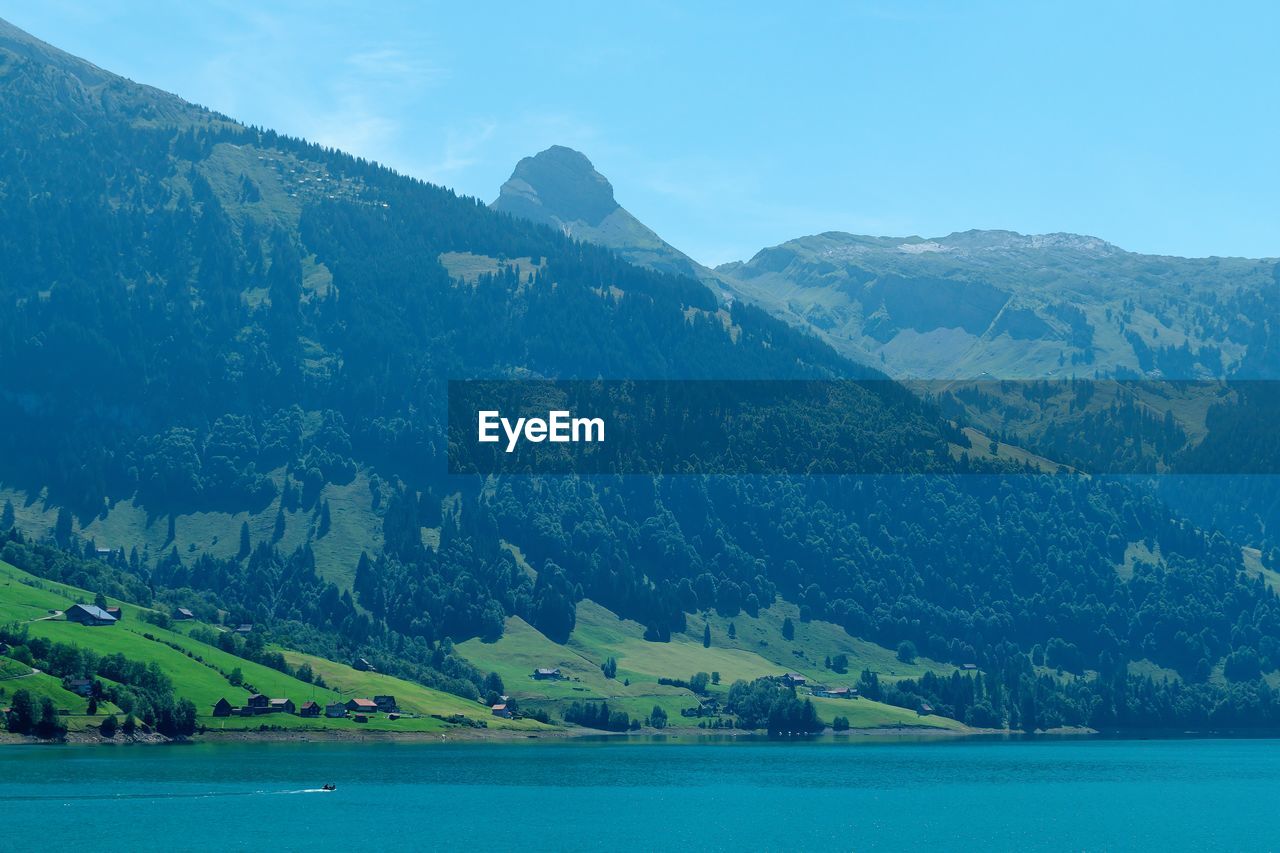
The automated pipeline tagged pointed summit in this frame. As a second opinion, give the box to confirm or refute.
[494,145,619,228]
[492,145,721,288]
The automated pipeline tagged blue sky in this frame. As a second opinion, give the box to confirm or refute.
[6,1,1279,265]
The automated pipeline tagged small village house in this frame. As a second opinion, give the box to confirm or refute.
[917,702,934,716]
[532,667,561,680]
[268,698,296,714]
[65,603,117,626]
[346,697,378,714]
[373,695,398,713]
[246,694,270,712]
[234,624,254,634]
[813,686,857,699]
[325,702,347,718]
[353,658,376,672]
[105,606,122,621]
[781,673,807,687]
[212,698,235,717]
[67,678,94,697]
[491,703,512,719]
[299,701,321,717]
[174,608,195,621]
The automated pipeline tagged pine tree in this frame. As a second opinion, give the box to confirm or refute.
[54,506,73,547]
[1,499,14,529]
[782,617,795,641]
[703,623,711,648]
[237,521,251,559]
[273,506,286,542]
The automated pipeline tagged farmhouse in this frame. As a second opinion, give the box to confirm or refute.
[374,695,398,712]
[346,697,378,713]
[299,701,321,717]
[67,679,94,697]
[353,658,376,672]
[781,673,807,687]
[813,686,857,699]
[212,698,235,717]
[245,694,270,712]
[325,703,347,718]
[269,698,296,714]
[105,607,122,621]
[234,624,254,634]
[491,703,512,719]
[174,608,195,621]
[960,663,978,672]
[532,667,562,680]
[917,702,934,716]
[65,603,117,626]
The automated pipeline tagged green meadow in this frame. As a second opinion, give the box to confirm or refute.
[2,555,970,738]
[458,597,969,732]
[0,560,526,735]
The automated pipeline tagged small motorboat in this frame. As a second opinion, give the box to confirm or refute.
[322,784,336,792]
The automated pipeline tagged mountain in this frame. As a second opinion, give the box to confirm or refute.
[491,145,726,291]
[491,148,1280,382]
[716,230,1280,379]
[6,18,1280,735]
[490,149,1280,549]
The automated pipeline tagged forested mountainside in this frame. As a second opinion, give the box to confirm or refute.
[490,145,1280,562]
[6,18,1280,731]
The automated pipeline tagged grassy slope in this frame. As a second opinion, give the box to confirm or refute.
[0,561,514,735]
[275,649,547,732]
[0,468,381,590]
[459,598,969,731]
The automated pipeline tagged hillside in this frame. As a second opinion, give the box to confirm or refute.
[1,548,976,737]
[4,17,1280,736]
[0,557,546,738]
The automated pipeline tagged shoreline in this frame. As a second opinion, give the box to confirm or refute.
[16,722,1280,748]
[0,724,1112,748]
[0,723,1020,747]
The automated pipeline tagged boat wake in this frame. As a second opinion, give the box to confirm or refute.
[4,787,335,802]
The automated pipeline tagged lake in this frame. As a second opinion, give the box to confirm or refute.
[3,737,1277,850]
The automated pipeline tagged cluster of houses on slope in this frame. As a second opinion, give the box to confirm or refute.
[775,672,862,700]
[212,694,399,721]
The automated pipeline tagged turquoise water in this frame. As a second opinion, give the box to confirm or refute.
[2,738,1278,851]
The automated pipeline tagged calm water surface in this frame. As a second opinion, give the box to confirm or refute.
[2,737,1277,851]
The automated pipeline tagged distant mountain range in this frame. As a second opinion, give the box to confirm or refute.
[495,146,1280,379]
